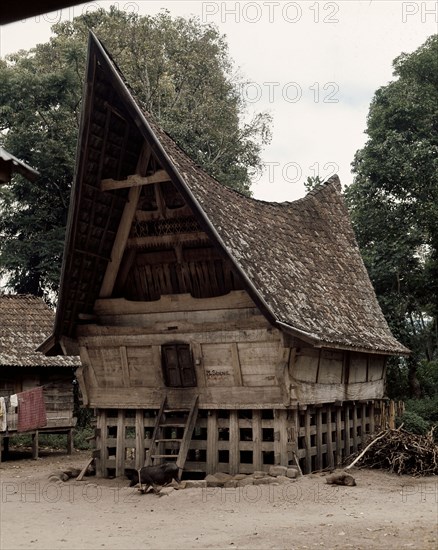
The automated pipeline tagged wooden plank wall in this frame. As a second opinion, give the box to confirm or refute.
[93,400,393,477]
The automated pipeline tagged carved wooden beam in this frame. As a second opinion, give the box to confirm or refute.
[101,169,170,191]
[99,145,151,297]
[127,232,209,249]
[135,204,193,221]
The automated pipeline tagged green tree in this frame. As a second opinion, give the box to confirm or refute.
[345,35,438,398]
[0,7,271,297]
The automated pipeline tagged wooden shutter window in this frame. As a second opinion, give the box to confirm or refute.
[161,344,197,388]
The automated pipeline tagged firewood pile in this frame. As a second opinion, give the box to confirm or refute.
[347,427,438,476]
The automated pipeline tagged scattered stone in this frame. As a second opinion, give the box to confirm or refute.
[213,472,233,482]
[253,471,266,477]
[254,477,275,485]
[224,480,238,488]
[286,468,298,479]
[205,474,224,487]
[269,465,288,477]
[184,480,207,489]
[233,474,247,480]
[159,487,175,497]
[276,475,294,484]
[237,477,254,487]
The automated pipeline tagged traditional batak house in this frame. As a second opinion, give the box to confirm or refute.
[40,34,408,478]
[0,295,79,460]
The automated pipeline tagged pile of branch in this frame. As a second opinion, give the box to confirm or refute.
[346,427,438,476]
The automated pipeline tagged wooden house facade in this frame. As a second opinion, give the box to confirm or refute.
[0,295,79,459]
[40,35,408,477]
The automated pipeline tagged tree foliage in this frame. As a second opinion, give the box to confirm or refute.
[0,7,271,297]
[345,35,438,397]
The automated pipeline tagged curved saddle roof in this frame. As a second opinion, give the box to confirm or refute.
[41,33,408,357]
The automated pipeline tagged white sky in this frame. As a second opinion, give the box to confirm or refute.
[0,1,437,201]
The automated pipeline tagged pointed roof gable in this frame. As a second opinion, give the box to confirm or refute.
[41,33,408,357]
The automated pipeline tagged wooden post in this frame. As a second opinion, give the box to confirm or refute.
[304,409,312,474]
[274,409,288,466]
[344,404,351,457]
[67,428,74,455]
[326,405,334,469]
[252,410,262,471]
[361,402,367,444]
[98,410,107,477]
[316,408,323,471]
[369,402,375,434]
[116,409,125,477]
[335,407,342,467]
[207,411,218,474]
[388,400,396,429]
[229,411,239,475]
[352,405,358,452]
[289,409,299,465]
[135,410,145,469]
[32,431,39,460]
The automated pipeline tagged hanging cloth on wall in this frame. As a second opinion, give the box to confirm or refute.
[0,397,7,432]
[17,387,47,432]
[10,394,18,408]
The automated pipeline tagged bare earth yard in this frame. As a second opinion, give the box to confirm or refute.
[0,450,436,550]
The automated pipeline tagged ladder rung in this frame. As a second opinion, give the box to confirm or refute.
[159,423,187,428]
[151,454,178,459]
[155,438,182,443]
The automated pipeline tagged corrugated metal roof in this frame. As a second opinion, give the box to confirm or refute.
[0,295,80,367]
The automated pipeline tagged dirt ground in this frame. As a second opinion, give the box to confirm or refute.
[0,449,436,550]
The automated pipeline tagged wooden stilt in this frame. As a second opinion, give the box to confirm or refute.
[316,408,323,471]
[304,410,312,473]
[32,431,39,460]
[135,410,145,469]
[229,411,239,475]
[335,407,342,467]
[326,405,334,469]
[116,409,125,477]
[252,410,262,471]
[352,405,358,452]
[207,410,218,474]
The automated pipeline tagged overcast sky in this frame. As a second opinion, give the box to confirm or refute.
[0,1,436,201]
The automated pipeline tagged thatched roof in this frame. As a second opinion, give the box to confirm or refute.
[41,34,408,357]
[0,295,79,367]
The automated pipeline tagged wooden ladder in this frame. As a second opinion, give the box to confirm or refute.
[146,394,199,479]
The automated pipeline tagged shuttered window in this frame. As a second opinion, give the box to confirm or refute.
[161,344,197,388]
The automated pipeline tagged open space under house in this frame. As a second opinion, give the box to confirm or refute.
[40,33,408,477]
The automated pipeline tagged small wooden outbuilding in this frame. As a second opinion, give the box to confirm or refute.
[0,294,79,459]
[40,34,408,477]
